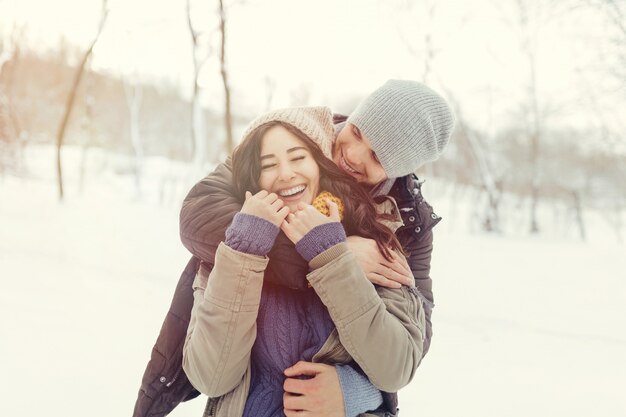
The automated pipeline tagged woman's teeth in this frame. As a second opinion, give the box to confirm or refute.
[278,185,306,197]
[341,157,358,174]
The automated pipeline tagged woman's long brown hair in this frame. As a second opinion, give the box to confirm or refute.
[232,121,403,261]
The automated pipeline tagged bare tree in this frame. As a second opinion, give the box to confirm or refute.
[0,25,26,174]
[77,91,95,195]
[218,0,234,153]
[124,75,144,198]
[0,40,14,143]
[55,0,109,200]
[602,0,626,84]
[588,0,626,37]
[264,76,276,112]
[446,92,503,232]
[514,0,543,233]
[1,25,25,135]
[289,82,313,106]
[397,0,440,84]
[570,190,586,240]
[509,0,585,233]
[583,0,626,94]
[0,46,12,175]
[186,0,212,168]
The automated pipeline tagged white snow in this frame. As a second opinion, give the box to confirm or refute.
[1,146,624,417]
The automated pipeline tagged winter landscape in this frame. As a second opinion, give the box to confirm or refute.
[2,0,625,416]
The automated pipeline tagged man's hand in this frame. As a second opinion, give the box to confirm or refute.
[346,235,414,288]
[283,361,345,417]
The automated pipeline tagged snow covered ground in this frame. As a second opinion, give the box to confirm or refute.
[1,146,624,417]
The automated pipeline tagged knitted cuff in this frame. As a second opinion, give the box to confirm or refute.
[295,222,346,262]
[225,213,279,256]
[335,364,383,417]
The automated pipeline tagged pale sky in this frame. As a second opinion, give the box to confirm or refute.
[1,0,623,141]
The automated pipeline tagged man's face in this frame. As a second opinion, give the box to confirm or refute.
[333,123,387,185]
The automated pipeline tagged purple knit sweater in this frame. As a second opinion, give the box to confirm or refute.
[243,282,335,417]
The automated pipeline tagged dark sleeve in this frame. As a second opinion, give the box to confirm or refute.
[179,158,241,265]
[132,257,201,417]
[262,234,310,290]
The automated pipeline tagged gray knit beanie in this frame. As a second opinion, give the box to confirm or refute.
[347,80,455,179]
[242,106,334,159]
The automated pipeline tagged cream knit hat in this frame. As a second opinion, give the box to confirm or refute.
[347,80,455,179]
[242,106,335,159]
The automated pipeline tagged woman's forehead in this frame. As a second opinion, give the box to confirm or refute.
[260,125,309,155]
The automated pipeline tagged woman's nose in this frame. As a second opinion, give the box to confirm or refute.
[277,165,296,181]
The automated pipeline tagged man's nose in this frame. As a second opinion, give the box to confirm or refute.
[344,144,364,164]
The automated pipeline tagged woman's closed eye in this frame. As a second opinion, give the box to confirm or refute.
[261,156,304,170]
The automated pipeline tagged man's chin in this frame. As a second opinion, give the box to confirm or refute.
[338,166,359,181]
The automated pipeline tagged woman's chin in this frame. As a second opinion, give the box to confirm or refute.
[284,202,298,213]
[286,201,305,212]
[283,194,313,213]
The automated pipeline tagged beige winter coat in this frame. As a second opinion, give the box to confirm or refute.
[182,200,425,417]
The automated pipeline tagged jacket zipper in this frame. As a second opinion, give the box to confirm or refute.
[315,337,344,363]
[325,342,343,359]
[204,398,217,417]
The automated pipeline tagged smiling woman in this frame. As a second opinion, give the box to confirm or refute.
[257,125,321,212]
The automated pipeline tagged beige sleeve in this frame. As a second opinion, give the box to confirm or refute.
[307,243,425,392]
[182,242,268,397]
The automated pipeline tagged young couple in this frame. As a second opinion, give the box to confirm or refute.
[133,80,455,417]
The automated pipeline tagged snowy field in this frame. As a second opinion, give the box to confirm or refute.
[1,146,625,417]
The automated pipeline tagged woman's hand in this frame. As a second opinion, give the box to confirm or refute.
[241,190,290,227]
[281,198,341,244]
[346,236,414,288]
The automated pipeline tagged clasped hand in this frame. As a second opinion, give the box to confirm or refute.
[242,190,340,244]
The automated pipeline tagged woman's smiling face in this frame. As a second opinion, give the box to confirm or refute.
[258,125,321,212]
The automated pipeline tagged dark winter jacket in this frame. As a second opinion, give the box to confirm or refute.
[133,134,440,417]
